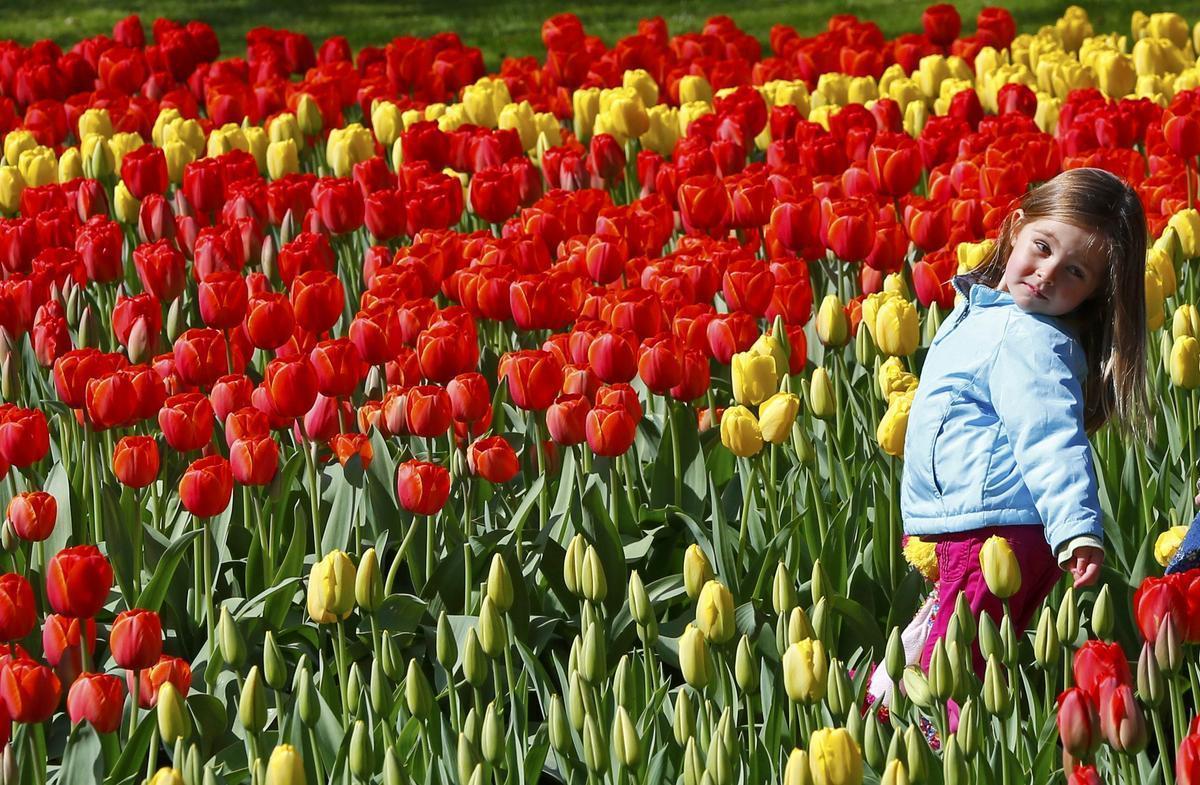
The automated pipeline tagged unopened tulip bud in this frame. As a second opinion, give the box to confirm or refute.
[826,658,853,717]
[863,709,887,770]
[880,760,909,785]
[583,714,607,774]
[979,535,1021,599]
[355,548,383,612]
[783,748,812,785]
[683,544,714,600]
[346,663,364,716]
[435,612,456,672]
[981,656,1010,717]
[1154,614,1182,674]
[477,597,506,657]
[77,305,98,348]
[772,563,796,616]
[1136,642,1164,707]
[855,326,876,367]
[613,655,632,707]
[942,735,966,785]
[788,606,814,644]
[486,554,514,611]
[456,733,480,785]
[628,570,653,626]
[563,534,586,597]
[1056,587,1079,647]
[294,661,318,727]
[239,666,267,733]
[581,545,607,602]
[1092,585,1114,640]
[904,724,927,783]
[978,612,1001,662]
[370,660,392,715]
[816,294,849,346]
[951,593,975,645]
[481,701,504,764]
[884,627,906,681]
[382,748,408,785]
[783,639,827,704]
[735,635,758,692]
[165,298,186,343]
[157,683,190,745]
[1000,614,1018,666]
[581,621,605,683]
[809,367,836,419]
[811,597,830,642]
[955,697,980,757]
[792,422,816,465]
[1033,606,1060,669]
[1,356,16,402]
[679,624,712,689]
[902,665,933,709]
[922,301,944,345]
[349,719,373,778]
[1100,682,1147,754]
[462,628,488,687]
[405,660,433,720]
[567,671,586,731]
[548,695,570,753]
[696,580,735,644]
[673,689,695,744]
[811,560,830,604]
[612,706,641,767]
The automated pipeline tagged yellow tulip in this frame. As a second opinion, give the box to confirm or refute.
[572,87,601,142]
[1034,94,1062,134]
[917,55,951,99]
[732,351,778,406]
[641,105,679,157]
[847,76,877,105]
[877,356,919,401]
[326,123,374,178]
[759,392,800,444]
[678,75,713,105]
[782,638,827,704]
[1169,335,1200,388]
[1168,209,1200,257]
[57,147,82,182]
[1146,268,1165,331]
[808,727,865,785]
[622,68,659,108]
[903,100,929,137]
[784,749,813,785]
[498,101,538,151]
[1172,304,1200,339]
[306,550,357,624]
[462,78,511,128]
[244,125,268,173]
[108,132,145,171]
[268,112,303,148]
[606,94,650,139]
[678,623,712,688]
[979,535,1021,599]
[3,129,37,167]
[151,108,182,147]
[296,93,323,136]
[683,544,714,600]
[720,405,764,458]
[956,239,994,273]
[815,73,850,106]
[163,118,206,156]
[1092,51,1136,98]
[0,165,23,213]
[113,181,139,224]
[809,366,836,420]
[264,744,305,785]
[875,298,919,357]
[18,146,57,187]
[207,124,248,158]
[677,101,713,137]
[1154,525,1188,566]
[81,134,115,179]
[437,104,469,133]
[1146,12,1190,49]
[1147,247,1178,299]
[267,140,300,181]
[371,100,404,148]
[533,112,562,148]
[877,390,913,458]
[885,78,923,114]
[860,291,897,342]
[696,580,735,644]
[816,294,849,347]
[77,107,113,141]
[162,140,195,185]
[775,81,810,115]
[147,769,185,785]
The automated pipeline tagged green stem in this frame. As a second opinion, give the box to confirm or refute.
[335,621,350,731]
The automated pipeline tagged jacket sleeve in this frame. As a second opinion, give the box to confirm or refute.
[989,317,1104,555]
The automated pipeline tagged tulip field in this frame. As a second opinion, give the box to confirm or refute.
[5,3,1200,785]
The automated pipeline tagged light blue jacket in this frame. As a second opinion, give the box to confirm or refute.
[900,274,1103,556]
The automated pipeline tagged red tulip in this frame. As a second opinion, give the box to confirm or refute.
[416,322,476,383]
[0,659,61,723]
[1132,575,1185,643]
[85,371,138,431]
[112,293,163,350]
[224,407,271,446]
[0,408,49,468]
[263,357,318,419]
[230,437,280,486]
[67,672,124,734]
[277,230,334,286]
[405,385,453,438]
[182,156,225,215]
[547,394,590,446]
[447,372,490,423]
[1098,680,1146,753]
[396,460,451,516]
[1178,733,1200,785]
[290,270,345,335]
[678,175,731,235]
[245,292,296,350]
[173,328,228,388]
[671,348,711,402]
[585,405,638,457]
[922,3,962,46]
[46,545,113,620]
[588,330,638,384]
[32,301,71,368]
[138,194,177,245]
[136,655,192,709]
[179,455,233,518]
[499,350,564,411]
[112,436,160,488]
[42,614,97,671]
[1067,765,1102,785]
[468,436,520,484]
[197,270,249,329]
[210,375,255,423]
[53,349,107,409]
[109,609,163,671]
[1073,640,1132,706]
[6,492,56,542]
[349,302,403,366]
[1163,105,1200,161]
[470,166,519,225]
[705,312,758,364]
[132,239,186,303]
[364,189,407,241]
[158,392,215,452]
[637,334,683,395]
[0,574,35,641]
[310,338,366,397]
[330,433,373,468]
[314,177,365,234]
[867,132,922,197]
[903,197,951,252]
[1057,687,1101,761]
[121,145,169,200]
[820,198,876,262]
[75,216,125,285]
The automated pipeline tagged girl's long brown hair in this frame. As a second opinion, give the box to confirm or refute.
[959,167,1151,443]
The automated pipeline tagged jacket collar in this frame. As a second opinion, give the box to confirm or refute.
[951,274,1014,308]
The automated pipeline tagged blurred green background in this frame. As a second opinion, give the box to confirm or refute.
[3,1,1200,68]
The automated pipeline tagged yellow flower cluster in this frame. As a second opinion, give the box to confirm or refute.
[721,332,800,458]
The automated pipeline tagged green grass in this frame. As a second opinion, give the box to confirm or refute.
[3,1,1199,71]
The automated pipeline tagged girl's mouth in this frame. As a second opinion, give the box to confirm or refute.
[1023,282,1046,299]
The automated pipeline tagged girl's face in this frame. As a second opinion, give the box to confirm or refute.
[996,213,1106,317]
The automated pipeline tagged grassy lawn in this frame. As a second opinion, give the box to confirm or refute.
[2,1,1199,69]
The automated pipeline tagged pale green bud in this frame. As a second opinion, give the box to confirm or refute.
[238,666,267,734]
[405,660,433,720]
[482,701,504,764]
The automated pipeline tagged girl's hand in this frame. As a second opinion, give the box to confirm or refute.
[1068,545,1104,588]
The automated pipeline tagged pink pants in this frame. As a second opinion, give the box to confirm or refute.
[918,525,1064,677]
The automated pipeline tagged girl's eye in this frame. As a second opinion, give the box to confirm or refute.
[1035,241,1050,254]
[1071,266,1084,278]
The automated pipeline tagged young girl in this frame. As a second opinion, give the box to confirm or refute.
[897,167,1152,682]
